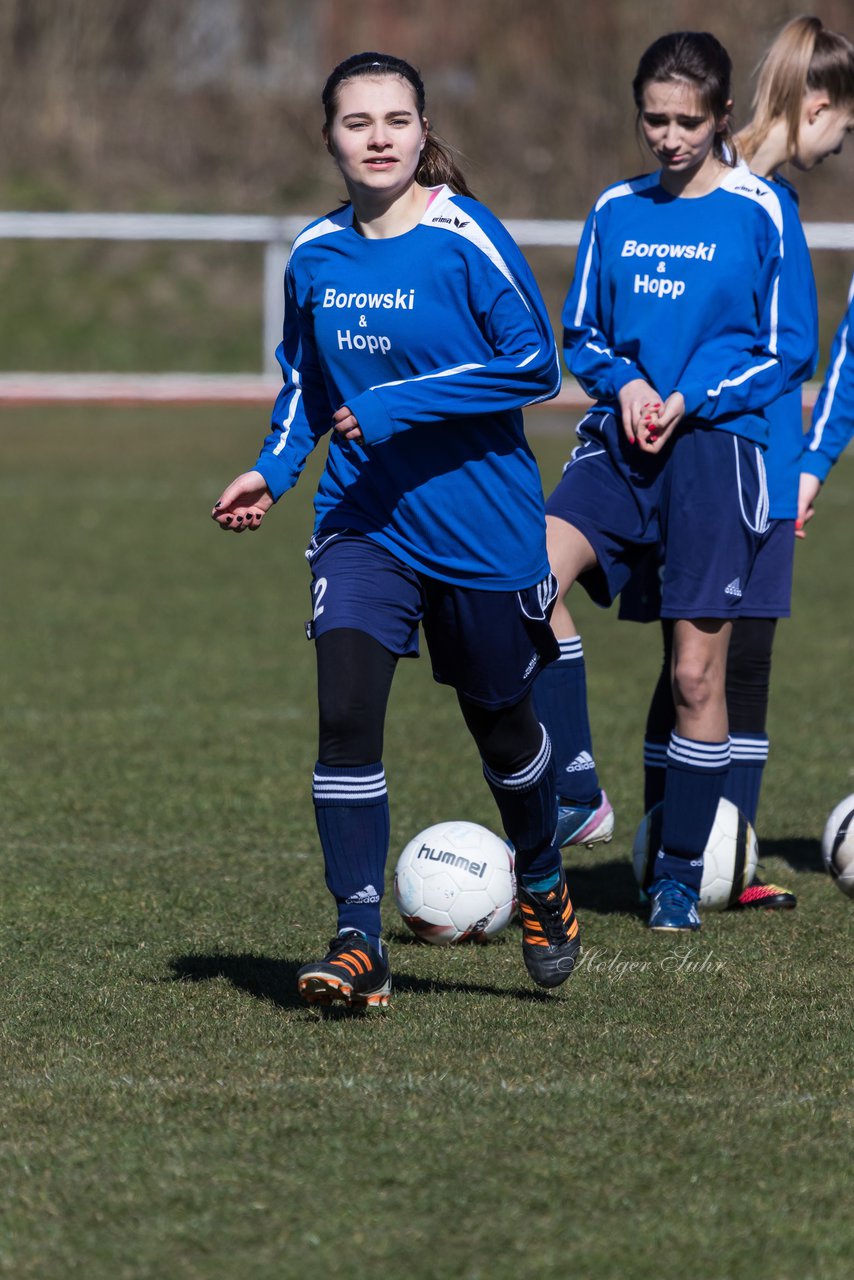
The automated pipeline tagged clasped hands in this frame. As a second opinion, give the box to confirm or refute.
[618,380,685,453]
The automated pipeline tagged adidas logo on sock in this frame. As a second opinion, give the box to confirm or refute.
[565,751,595,774]
[724,578,743,598]
[345,884,381,904]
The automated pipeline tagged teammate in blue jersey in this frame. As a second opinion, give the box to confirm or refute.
[535,30,797,932]
[212,53,579,1006]
[623,18,854,910]
[800,271,854,526]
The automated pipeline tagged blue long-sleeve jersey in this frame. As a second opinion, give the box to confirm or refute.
[803,272,854,483]
[563,165,804,447]
[761,176,819,518]
[253,185,561,589]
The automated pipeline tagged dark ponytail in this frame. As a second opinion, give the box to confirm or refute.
[322,52,475,197]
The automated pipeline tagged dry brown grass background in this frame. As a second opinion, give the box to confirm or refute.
[2,0,853,219]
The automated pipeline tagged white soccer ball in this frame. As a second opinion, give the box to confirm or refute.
[821,794,854,898]
[393,820,516,944]
[632,797,758,911]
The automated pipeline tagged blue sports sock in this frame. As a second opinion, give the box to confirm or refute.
[724,735,768,827]
[655,734,731,894]
[532,636,601,805]
[313,761,389,949]
[643,737,668,812]
[482,725,562,883]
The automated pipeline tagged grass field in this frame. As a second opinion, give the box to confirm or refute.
[1,406,852,1280]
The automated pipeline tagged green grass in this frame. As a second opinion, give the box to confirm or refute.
[1,242,852,376]
[0,407,852,1280]
[0,242,263,373]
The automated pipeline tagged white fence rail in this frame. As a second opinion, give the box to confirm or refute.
[2,211,853,380]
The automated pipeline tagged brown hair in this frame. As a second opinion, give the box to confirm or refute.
[738,16,854,163]
[321,52,475,198]
[632,32,736,165]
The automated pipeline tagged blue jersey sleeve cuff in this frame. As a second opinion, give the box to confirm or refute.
[253,455,290,502]
[673,382,704,417]
[347,390,398,445]
[800,453,833,483]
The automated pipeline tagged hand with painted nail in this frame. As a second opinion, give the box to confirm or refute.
[617,379,665,447]
[211,470,273,532]
[795,472,821,539]
[634,391,685,454]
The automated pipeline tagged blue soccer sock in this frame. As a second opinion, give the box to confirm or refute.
[313,761,389,949]
[643,736,669,812]
[532,636,601,806]
[724,734,768,827]
[655,734,731,894]
[481,725,562,886]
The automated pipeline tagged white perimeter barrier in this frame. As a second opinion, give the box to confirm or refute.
[0,211,851,405]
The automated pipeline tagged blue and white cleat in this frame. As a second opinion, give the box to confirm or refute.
[555,790,615,849]
[647,878,701,932]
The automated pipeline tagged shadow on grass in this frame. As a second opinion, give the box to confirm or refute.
[560,856,643,916]
[557,840,826,915]
[758,837,823,874]
[169,951,554,1011]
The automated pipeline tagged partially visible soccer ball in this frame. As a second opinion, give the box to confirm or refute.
[821,794,854,898]
[632,797,758,911]
[393,820,516,944]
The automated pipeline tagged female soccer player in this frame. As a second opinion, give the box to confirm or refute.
[212,53,579,1006]
[628,17,854,910]
[535,30,797,932]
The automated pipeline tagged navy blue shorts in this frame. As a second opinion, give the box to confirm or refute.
[739,518,795,618]
[546,411,770,618]
[618,517,794,622]
[305,530,560,709]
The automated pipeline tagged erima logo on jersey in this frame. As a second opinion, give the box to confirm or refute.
[565,751,596,774]
[724,578,743,598]
[431,215,470,228]
[734,184,767,198]
[345,884,381,904]
[621,239,717,261]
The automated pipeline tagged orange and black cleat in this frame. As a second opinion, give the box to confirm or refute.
[517,867,581,988]
[735,878,797,910]
[297,931,392,1008]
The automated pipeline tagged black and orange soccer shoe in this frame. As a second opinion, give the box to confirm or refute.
[297,931,391,1008]
[517,868,581,989]
[735,878,797,910]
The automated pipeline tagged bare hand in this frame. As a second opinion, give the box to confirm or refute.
[211,470,273,532]
[634,391,685,455]
[332,405,365,445]
[796,472,821,539]
[617,379,664,446]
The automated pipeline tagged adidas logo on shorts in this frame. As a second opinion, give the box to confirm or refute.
[724,578,743,598]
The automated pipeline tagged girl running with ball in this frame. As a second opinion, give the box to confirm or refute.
[213,53,580,1005]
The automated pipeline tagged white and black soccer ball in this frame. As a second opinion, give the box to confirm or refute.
[820,794,854,898]
[393,820,516,944]
[632,797,758,911]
